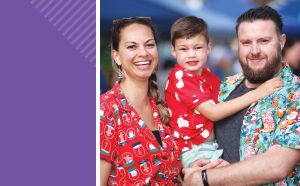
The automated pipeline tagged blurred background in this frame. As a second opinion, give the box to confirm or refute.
[100,0,300,99]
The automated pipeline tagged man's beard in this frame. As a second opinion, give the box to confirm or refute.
[239,45,282,84]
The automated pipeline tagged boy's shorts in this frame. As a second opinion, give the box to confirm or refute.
[181,140,223,168]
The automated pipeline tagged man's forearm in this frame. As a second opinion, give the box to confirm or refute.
[206,156,276,185]
[206,147,300,186]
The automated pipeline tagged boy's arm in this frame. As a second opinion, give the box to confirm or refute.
[196,78,283,121]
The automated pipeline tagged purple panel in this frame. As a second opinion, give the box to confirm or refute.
[0,1,96,185]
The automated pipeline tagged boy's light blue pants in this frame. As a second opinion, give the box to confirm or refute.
[181,140,223,168]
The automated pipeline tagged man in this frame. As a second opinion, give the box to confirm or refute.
[183,6,300,186]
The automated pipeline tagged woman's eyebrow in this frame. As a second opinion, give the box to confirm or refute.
[124,41,136,45]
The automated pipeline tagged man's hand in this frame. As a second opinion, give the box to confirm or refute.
[182,159,228,186]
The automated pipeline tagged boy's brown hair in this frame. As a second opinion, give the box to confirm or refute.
[171,16,210,47]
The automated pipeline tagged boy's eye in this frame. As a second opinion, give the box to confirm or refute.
[180,48,187,51]
[243,41,250,45]
[196,47,202,49]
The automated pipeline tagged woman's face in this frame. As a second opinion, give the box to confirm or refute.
[113,23,158,82]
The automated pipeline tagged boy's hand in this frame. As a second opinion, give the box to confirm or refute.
[255,78,284,100]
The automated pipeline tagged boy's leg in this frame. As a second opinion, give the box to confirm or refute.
[181,140,223,168]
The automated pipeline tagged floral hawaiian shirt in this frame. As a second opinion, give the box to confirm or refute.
[218,62,300,186]
[165,65,221,153]
[100,82,181,186]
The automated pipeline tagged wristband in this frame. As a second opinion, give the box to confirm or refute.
[202,170,209,186]
[156,101,162,105]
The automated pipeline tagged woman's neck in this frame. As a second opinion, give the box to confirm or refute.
[120,77,158,131]
[119,77,149,106]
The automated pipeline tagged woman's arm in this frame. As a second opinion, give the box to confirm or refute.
[100,160,112,186]
[196,78,283,121]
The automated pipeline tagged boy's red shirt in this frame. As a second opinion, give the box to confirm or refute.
[165,64,221,153]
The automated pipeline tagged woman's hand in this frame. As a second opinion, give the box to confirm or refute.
[190,158,228,170]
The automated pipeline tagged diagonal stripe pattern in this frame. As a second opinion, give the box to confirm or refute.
[31,0,96,67]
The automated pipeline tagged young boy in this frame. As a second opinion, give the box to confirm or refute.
[165,16,283,168]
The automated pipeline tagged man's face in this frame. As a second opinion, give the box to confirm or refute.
[237,20,285,84]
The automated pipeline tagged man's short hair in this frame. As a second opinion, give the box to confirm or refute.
[236,6,283,38]
[171,16,209,47]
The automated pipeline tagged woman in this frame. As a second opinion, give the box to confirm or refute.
[100,17,182,185]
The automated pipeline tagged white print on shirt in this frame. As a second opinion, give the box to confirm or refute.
[128,167,140,180]
[175,70,183,80]
[183,136,190,140]
[187,73,193,77]
[174,131,180,138]
[132,142,146,157]
[177,117,189,128]
[176,79,184,89]
[175,92,180,101]
[153,112,158,119]
[182,147,189,152]
[194,109,200,114]
[138,120,146,129]
[193,95,199,104]
[209,99,216,105]
[165,80,169,90]
[200,85,204,93]
[196,124,203,129]
[168,108,172,117]
[201,129,210,138]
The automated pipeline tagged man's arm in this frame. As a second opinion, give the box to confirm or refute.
[183,146,300,186]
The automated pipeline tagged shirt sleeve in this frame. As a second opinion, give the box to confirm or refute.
[168,69,210,110]
[100,98,119,164]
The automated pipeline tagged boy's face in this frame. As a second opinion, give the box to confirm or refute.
[171,34,211,75]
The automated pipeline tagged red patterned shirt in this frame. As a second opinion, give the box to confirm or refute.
[165,65,221,153]
[100,82,181,185]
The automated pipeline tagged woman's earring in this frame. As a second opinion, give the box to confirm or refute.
[118,69,123,79]
[152,70,156,74]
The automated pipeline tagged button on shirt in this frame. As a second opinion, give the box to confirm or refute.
[218,62,300,186]
[165,65,221,153]
[100,82,181,185]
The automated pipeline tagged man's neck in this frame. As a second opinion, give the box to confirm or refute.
[244,80,261,89]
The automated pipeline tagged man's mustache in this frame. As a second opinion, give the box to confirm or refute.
[247,54,267,59]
